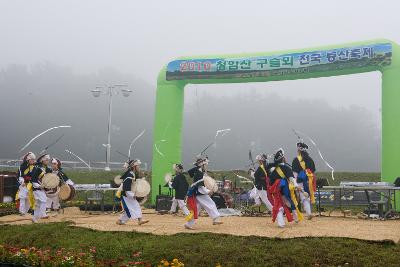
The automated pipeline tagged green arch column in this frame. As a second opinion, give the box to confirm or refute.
[382,42,400,181]
[151,39,400,210]
[152,73,185,197]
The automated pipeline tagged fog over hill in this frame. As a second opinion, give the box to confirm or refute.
[0,64,380,171]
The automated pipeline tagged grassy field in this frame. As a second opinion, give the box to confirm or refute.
[0,222,399,266]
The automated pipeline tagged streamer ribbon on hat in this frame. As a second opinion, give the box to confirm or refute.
[19,125,71,153]
[292,129,335,180]
[128,129,146,160]
[198,128,231,157]
[65,149,91,170]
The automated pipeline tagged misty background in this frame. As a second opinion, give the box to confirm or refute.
[1,0,398,172]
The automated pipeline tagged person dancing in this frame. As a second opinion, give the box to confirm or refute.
[168,164,190,218]
[16,152,36,215]
[292,142,316,220]
[46,158,75,212]
[268,149,303,228]
[250,154,273,212]
[30,154,52,223]
[185,157,222,230]
[116,159,149,226]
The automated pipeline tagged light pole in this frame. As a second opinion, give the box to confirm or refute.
[91,84,132,171]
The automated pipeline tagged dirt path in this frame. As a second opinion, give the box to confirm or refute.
[1,208,399,243]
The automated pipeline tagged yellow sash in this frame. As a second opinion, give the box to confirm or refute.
[297,154,306,170]
[27,183,35,209]
[276,166,303,222]
[276,166,285,179]
[289,183,303,221]
[185,212,194,222]
[297,154,315,204]
[260,164,268,177]
[306,170,315,204]
[15,183,35,209]
[23,165,34,176]
[15,165,35,209]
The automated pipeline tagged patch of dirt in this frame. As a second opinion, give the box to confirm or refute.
[1,207,399,243]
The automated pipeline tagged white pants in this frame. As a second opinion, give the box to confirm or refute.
[298,183,312,216]
[18,185,30,215]
[254,189,273,211]
[186,194,220,227]
[276,198,299,227]
[276,207,285,227]
[170,198,190,216]
[33,190,47,221]
[19,197,30,215]
[46,194,60,210]
[119,195,142,223]
[18,185,29,198]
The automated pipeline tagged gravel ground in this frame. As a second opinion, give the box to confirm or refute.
[1,207,399,243]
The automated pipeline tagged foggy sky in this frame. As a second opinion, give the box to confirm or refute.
[0,0,398,171]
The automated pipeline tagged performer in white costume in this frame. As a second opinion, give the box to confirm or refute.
[46,158,75,211]
[31,154,52,223]
[185,157,223,230]
[116,159,149,226]
[16,152,36,215]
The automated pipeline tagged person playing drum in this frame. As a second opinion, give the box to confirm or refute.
[168,164,190,217]
[46,158,75,212]
[116,159,149,226]
[30,154,52,223]
[16,152,36,215]
[185,157,223,230]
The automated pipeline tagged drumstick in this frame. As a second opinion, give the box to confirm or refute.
[39,134,65,155]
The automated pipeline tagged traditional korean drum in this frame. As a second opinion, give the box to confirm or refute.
[41,173,60,190]
[204,175,218,193]
[164,173,173,184]
[59,184,76,201]
[114,175,123,185]
[131,178,151,198]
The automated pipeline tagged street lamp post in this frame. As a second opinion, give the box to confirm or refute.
[91,84,132,171]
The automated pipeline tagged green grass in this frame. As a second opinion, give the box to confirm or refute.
[0,222,399,266]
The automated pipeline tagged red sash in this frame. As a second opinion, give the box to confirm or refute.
[187,195,198,220]
[269,180,293,223]
[260,165,274,206]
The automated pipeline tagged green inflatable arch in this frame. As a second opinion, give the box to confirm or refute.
[152,39,399,205]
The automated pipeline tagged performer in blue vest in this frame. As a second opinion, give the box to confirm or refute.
[46,158,75,212]
[250,154,273,211]
[292,142,316,220]
[268,149,302,227]
[31,154,52,223]
[16,152,36,215]
[116,159,149,226]
[185,157,222,230]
